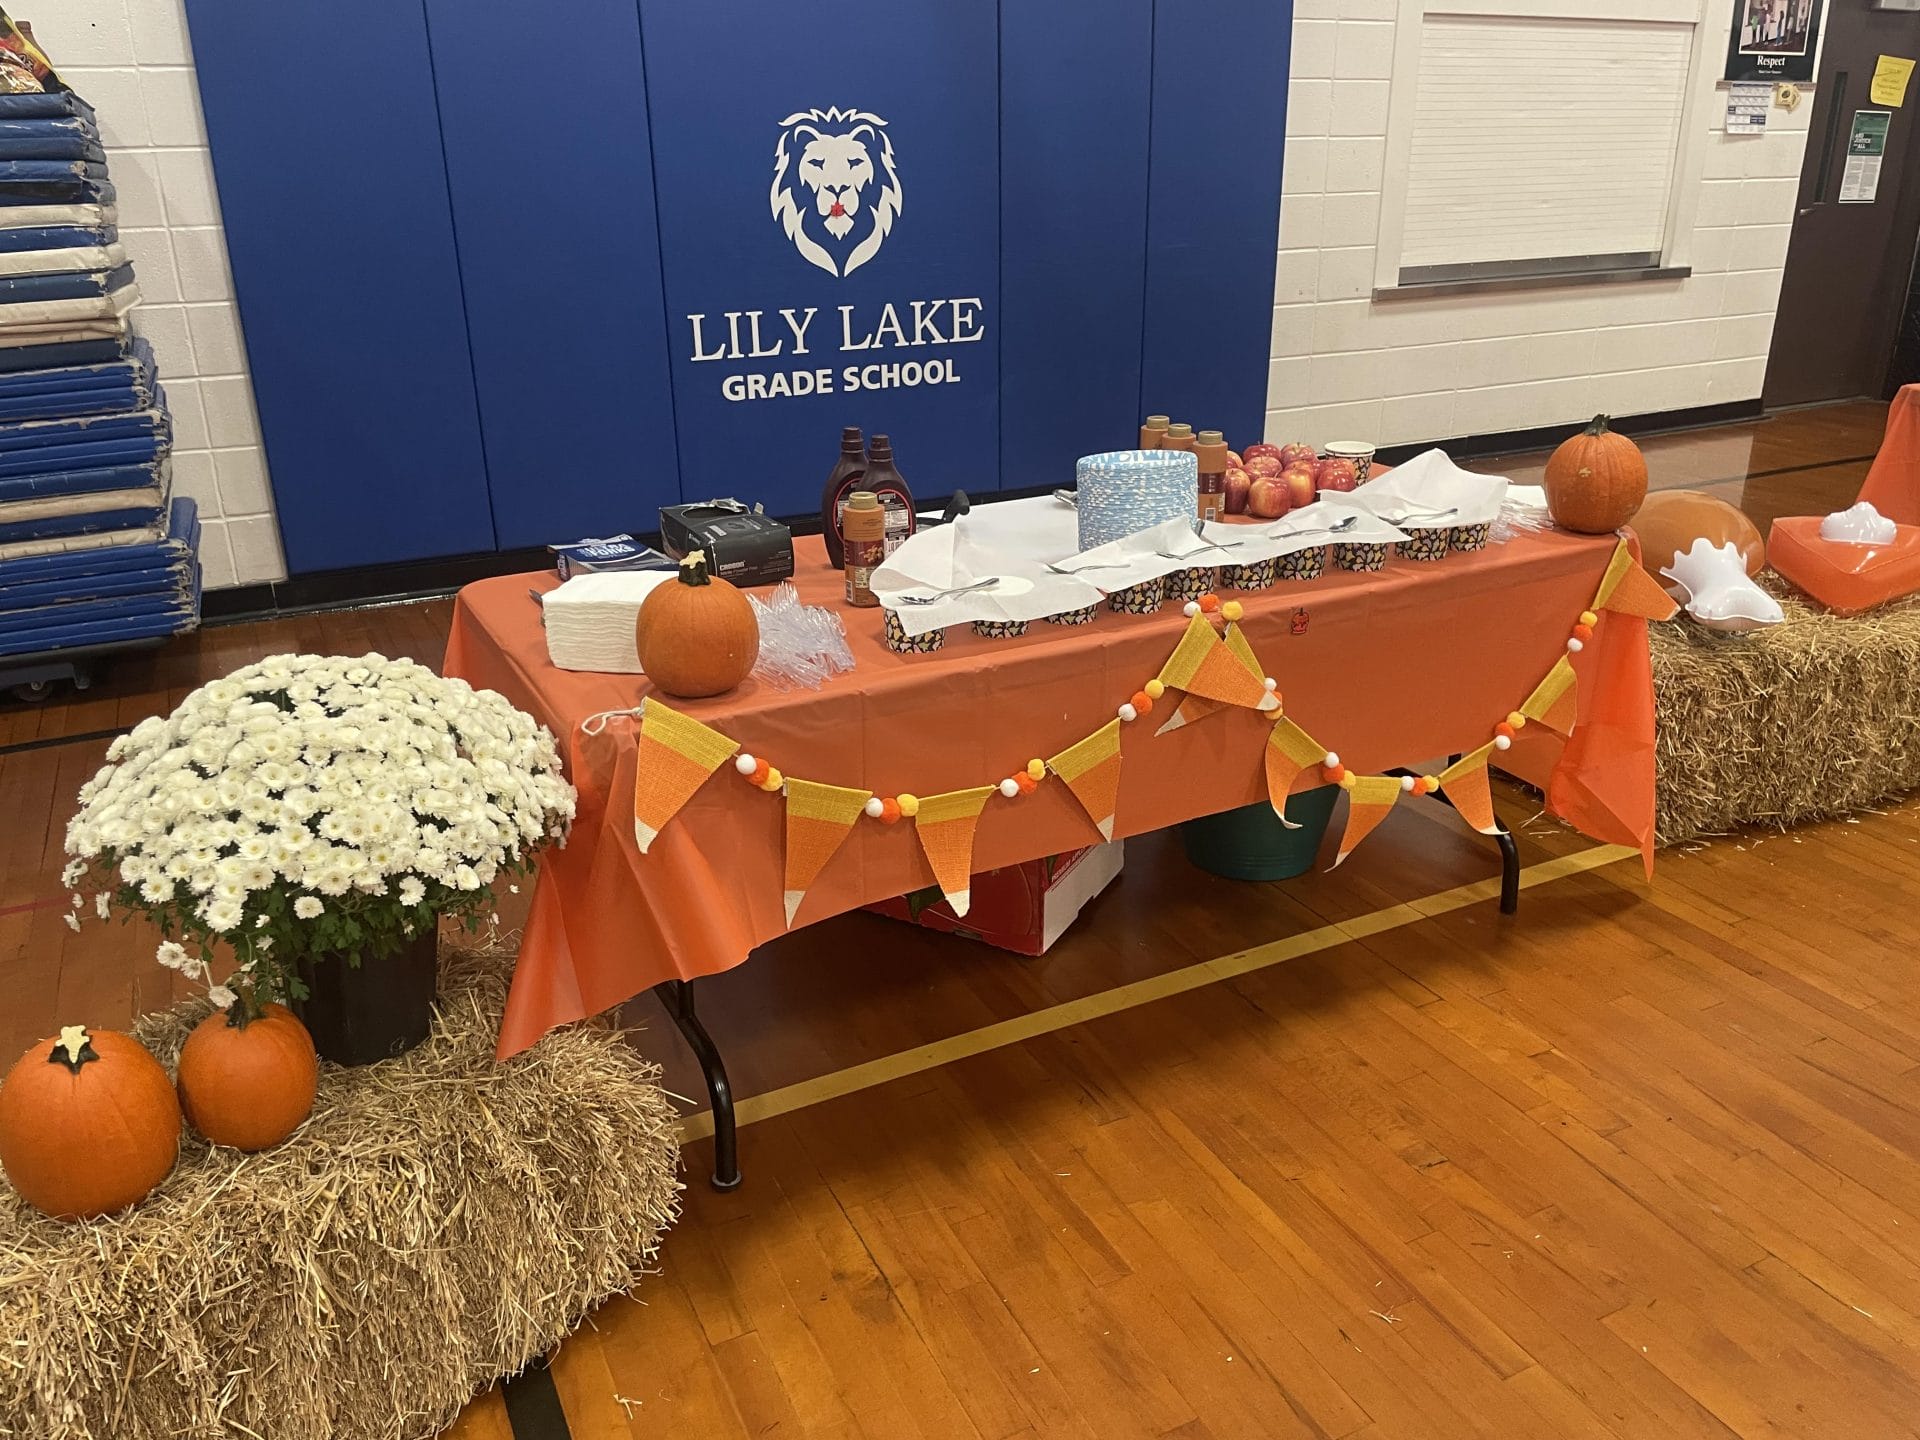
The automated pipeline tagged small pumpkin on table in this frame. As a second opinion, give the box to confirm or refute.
[636,549,761,698]
[1544,415,1648,534]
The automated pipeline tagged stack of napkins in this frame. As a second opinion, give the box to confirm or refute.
[542,570,673,673]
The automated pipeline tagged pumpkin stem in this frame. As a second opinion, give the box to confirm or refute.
[224,984,264,1029]
[48,1025,98,1073]
[678,550,712,587]
[1585,415,1614,438]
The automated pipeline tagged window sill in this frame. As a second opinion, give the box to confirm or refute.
[1374,265,1692,302]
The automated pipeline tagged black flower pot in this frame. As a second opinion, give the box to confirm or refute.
[291,927,439,1066]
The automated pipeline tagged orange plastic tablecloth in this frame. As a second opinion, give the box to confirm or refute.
[444,531,1658,1059]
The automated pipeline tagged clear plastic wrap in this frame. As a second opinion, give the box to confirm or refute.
[747,582,856,690]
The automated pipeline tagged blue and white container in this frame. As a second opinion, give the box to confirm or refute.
[1074,449,1198,551]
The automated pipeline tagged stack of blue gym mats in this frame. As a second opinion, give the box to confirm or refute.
[0,87,200,660]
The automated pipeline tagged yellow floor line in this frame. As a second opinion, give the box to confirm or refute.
[678,842,1638,1143]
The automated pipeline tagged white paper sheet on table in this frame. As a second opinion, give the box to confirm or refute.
[1196,499,1408,563]
[872,505,1105,636]
[1346,449,1508,527]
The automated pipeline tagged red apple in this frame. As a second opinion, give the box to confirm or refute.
[1242,443,1282,465]
[1226,450,1244,470]
[1246,454,1283,478]
[1224,469,1252,515]
[1247,476,1290,520]
[1316,457,1359,492]
[1278,443,1318,469]
[1281,463,1317,511]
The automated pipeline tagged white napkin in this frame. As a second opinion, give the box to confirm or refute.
[1197,499,1408,562]
[542,570,674,673]
[872,511,1105,636]
[1348,449,1508,527]
[1042,515,1245,591]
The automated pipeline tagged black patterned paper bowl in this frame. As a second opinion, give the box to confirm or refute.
[1449,522,1491,552]
[1046,604,1101,626]
[972,619,1029,638]
[883,609,946,653]
[1275,547,1325,581]
[1108,578,1166,614]
[1221,558,1278,591]
[1332,542,1390,573]
[1165,566,1215,601]
[1398,527,1450,562]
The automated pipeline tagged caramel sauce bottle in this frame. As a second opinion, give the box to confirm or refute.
[1139,414,1171,449]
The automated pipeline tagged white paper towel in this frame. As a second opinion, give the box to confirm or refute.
[542,570,674,673]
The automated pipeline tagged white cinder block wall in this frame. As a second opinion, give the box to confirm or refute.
[33,0,284,589]
[1268,0,1814,450]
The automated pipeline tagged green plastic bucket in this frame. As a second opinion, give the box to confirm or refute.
[1180,785,1339,881]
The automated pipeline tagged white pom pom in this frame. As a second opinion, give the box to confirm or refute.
[735,753,757,776]
[1494,734,1512,751]
[1400,775,1416,792]
[1566,637,1584,653]
[1118,702,1139,723]
[1262,676,1278,692]
[864,796,884,818]
[1183,601,1200,618]
[999,778,1020,799]
[1323,751,1340,768]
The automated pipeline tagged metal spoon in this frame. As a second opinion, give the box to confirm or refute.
[894,577,1002,605]
[1261,513,1361,540]
[1382,506,1458,526]
[1044,558,1128,575]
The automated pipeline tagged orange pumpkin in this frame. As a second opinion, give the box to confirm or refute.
[0,1025,182,1219]
[1544,415,1649,534]
[1630,489,1766,595]
[177,1002,318,1151]
[635,550,760,698]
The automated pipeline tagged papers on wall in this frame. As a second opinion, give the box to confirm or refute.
[1726,82,1769,134]
[1840,110,1891,204]
[1870,54,1914,108]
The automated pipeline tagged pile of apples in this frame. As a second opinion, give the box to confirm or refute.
[1224,443,1360,519]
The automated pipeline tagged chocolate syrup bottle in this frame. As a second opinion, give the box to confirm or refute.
[820,426,867,568]
[862,434,917,557]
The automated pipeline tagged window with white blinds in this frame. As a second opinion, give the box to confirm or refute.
[1395,12,1698,285]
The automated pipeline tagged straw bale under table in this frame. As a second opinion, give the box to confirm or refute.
[1651,582,1920,845]
[0,945,681,1440]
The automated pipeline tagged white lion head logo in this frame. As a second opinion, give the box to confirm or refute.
[771,107,901,279]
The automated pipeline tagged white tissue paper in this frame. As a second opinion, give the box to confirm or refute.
[1348,449,1509,528]
[1197,499,1408,563]
[872,505,1105,636]
[542,570,675,673]
[1819,501,1899,546]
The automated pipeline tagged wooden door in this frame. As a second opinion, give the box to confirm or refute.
[1764,3,1920,407]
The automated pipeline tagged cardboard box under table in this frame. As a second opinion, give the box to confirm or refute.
[444,530,1660,1181]
[865,841,1124,956]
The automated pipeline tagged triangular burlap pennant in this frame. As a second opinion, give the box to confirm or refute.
[1331,775,1404,868]
[1602,563,1680,622]
[783,779,872,926]
[1048,720,1123,841]
[632,701,739,853]
[1157,613,1279,713]
[1520,655,1579,736]
[1438,744,1501,836]
[913,786,997,917]
[1155,694,1222,735]
[1265,717,1325,828]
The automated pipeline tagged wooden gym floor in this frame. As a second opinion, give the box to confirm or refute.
[5,401,1918,1440]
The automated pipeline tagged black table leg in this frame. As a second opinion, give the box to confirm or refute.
[656,979,741,1191]
[1390,760,1519,916]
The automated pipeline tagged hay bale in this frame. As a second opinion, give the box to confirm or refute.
[0,946,681,1440]
[1652,581,1920,844]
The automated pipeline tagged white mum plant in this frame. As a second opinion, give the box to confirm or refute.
[62,653,575,1012]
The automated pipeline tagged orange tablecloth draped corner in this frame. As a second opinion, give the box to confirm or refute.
[444,531,1657,1059]
[1858,383,1920,525]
